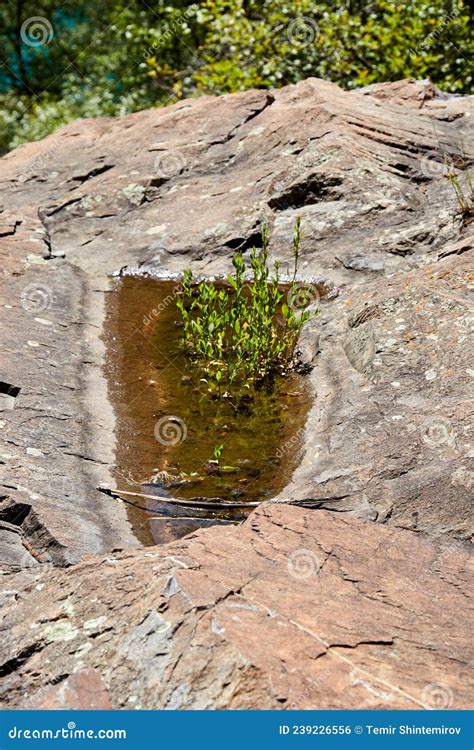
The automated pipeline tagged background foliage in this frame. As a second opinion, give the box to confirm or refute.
[0,0,471,153]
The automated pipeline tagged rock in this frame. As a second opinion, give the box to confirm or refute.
[277,251,473,538]
[23,669,112,710]
[336,253,385,272]
[0,382,21,411]
[1,77,472,552]
[0,505,471,709]
[0,77,472,707]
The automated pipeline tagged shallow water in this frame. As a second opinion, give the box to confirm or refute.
[103,277,312,545]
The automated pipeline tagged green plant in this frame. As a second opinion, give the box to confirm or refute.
[176,219,317,397]
[447,170,474,221]
[212,443,224,462]
[193,0,472,97]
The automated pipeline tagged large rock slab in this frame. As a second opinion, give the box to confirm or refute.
[1,77,472,561]
[0,79,472,709]
[0,504,472,710]
[1,79,472,282]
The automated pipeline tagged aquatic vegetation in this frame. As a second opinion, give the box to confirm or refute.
[176,219,318,396]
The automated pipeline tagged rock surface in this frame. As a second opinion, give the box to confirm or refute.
[0,77,473,708]
[1,505,472,710]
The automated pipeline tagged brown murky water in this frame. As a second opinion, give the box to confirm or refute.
[103,277,312,545]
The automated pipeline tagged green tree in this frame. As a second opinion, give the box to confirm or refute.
[191,0,472,95]
[0,1,471,154]
[0,0,202,153]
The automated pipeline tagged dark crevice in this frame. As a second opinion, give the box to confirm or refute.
[37,208,52,257]
[0,220,21,237]
[49,673,69,686]
[0,642,45,678]
[0,497,69,566]
[329,638,394,651]
[347,121,424,155]
[387,162,428,183]
[0,501,30,526]
[227,94,275,141]
[0,382,21,410]
[88,626,114,639]
[438,244,472,260]
[71,163,114,184]
[224,230,263,252]
[44,197,82,217]
[80,231,105,247]
[288,495,352,508]
[268,175,344,211]
[63,450,110,465]
[204,94,275,151]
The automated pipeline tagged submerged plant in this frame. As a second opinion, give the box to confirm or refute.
[175,219,318,396]
[212,443,224,462]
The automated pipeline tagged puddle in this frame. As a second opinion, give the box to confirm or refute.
[103,277,313,545]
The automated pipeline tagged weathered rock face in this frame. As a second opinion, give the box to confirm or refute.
[280,249,474,538]
[0,77,473,709]
[1,505,472,710]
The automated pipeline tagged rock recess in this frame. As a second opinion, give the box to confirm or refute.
[0,77,473,708]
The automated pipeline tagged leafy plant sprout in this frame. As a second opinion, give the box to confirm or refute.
[175,219,318,398]
[212,444,224,462]
[447,168,473,223]
[434,140,474,224]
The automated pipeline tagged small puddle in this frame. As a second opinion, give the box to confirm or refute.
[103,276,313,545]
